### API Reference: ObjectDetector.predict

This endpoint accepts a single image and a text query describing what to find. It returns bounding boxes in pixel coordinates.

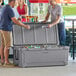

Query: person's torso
[48,4,64,23]
[17,4,26,15]
[0,5,14,31]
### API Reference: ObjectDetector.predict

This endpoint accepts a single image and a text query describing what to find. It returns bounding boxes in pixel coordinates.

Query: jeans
[57,22,66,46]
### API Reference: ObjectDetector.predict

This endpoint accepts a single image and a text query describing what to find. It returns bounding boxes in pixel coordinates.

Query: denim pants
[57,22,66,45]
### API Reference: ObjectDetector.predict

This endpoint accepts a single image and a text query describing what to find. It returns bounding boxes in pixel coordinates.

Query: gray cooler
[12,22,69,67]
[13,46,69,67]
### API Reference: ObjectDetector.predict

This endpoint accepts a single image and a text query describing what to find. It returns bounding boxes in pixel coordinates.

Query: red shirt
[17,4,27,15]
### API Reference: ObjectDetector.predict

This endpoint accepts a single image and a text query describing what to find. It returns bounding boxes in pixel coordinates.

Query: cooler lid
[13,23,59,45]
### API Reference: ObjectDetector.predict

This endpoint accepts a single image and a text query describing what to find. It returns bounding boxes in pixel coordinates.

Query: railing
[64,18,76,60]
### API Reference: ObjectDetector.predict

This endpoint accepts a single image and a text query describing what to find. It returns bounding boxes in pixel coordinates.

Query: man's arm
[48,15,61,28]
[42,12,50,22]
[11,17,30,29]
[48,5,62,28]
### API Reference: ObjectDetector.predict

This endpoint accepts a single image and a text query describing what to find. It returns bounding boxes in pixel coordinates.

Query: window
[30,3,49,21]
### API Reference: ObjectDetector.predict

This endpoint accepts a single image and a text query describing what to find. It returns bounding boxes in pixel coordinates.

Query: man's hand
[48,24,53,28]
[25,25,30,29]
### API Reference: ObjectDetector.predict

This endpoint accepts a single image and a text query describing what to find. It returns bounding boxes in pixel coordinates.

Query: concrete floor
[0,57,76,76]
